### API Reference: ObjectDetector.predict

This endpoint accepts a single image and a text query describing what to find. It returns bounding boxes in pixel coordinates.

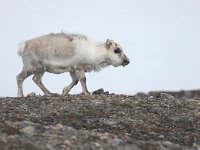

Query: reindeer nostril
[122,58,130,66]
[126,59,130,64]
[125,58,130,63]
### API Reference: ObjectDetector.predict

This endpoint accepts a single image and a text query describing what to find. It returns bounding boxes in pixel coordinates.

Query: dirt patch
[0,90,200,149]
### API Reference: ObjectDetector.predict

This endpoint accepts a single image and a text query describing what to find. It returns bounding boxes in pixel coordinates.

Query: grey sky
[0,0,200,97]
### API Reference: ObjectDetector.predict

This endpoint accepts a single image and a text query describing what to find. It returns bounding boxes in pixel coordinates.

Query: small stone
[158,135,164,139]
[148,96,154,100]
[103,119,116,125]
[149,132,157,136]
[44,125,50,129]
[71,136,77,140]
[163,141,173,146]
[21,126,35,134]
[93,142,101,147]
[63,139,71,145]
[56,123,63,129]
[27,92,36,97]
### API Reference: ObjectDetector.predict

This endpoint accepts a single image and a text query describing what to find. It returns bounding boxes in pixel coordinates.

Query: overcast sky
[0,0,200,97]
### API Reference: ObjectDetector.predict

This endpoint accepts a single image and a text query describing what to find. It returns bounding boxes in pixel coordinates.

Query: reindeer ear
[106,39,112,48]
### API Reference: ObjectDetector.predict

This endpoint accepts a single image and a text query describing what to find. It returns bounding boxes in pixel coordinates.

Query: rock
[51,123,63,130]
[63,139,71,145]
[149,132,157,136]
[163,141,173,146]
[92,88,105,95]
[148,96,154,100]
[93,142,101,147]
[27,92,36,97]
[158,135,164,139]
[92,89,110,95]
[21,126,35,134]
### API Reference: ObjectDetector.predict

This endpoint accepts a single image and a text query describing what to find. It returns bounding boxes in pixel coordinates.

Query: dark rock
[92,88,105,95]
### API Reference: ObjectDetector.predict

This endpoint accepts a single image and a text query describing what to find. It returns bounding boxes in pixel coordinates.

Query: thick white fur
[17,32,129,97]
[18,33,115,73]
[18,42,26,56]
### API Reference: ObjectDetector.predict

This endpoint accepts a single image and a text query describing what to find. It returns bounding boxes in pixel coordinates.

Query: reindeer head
[105,39,130,67]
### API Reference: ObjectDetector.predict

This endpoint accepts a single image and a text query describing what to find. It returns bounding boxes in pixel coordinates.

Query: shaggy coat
[17,33,130,97]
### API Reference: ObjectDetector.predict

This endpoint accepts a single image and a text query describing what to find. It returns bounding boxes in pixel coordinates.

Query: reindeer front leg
[75,70,90,95]
[62,71,79,95]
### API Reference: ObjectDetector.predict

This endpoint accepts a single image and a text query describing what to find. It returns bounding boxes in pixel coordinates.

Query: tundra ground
[0,90,200,150]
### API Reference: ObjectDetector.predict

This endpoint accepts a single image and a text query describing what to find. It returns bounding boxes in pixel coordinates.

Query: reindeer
[16,33,130,97]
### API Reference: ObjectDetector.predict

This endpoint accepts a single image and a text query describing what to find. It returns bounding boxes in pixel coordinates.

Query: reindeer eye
[114,48,121,54]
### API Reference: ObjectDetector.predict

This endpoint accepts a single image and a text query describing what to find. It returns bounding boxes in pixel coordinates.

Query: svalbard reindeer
[16,33,130,97]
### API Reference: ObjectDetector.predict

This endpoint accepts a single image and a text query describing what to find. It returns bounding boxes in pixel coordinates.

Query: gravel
[0,89,200,150]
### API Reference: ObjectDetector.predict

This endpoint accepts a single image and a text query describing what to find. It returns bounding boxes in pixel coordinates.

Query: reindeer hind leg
[16,69,34,97]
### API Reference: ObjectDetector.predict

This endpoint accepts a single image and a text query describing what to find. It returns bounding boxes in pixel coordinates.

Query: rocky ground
[0,89,200,150]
